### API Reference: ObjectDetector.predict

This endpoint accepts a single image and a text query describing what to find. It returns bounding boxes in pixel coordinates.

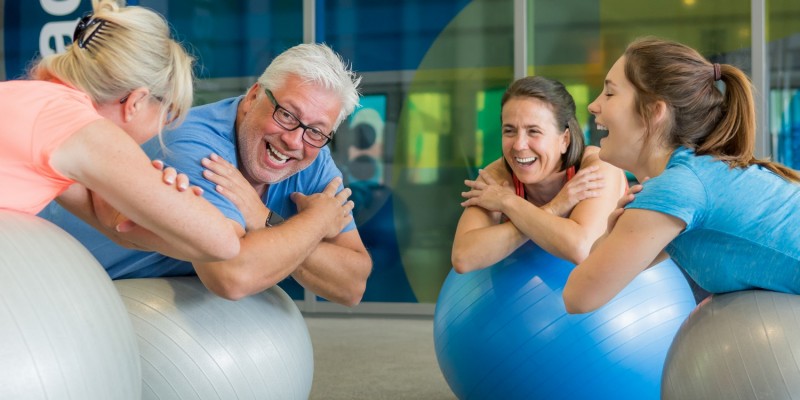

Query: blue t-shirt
[627,146,800,294]
[39,96,354,279]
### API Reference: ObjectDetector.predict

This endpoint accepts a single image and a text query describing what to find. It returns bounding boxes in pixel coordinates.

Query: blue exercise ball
[434,242,696,400]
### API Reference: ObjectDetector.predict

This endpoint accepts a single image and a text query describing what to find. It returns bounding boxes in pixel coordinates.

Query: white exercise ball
[114,276,314,400]
[663,290,800,399]
[0,211,141,399]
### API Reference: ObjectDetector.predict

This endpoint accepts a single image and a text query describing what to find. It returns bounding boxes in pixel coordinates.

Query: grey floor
[305,315,457,400]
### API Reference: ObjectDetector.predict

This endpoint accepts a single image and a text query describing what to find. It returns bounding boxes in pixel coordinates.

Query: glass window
[768,0,800,169]
[150,0,303,105]
[323,0,513,303]
[527,0,751,175]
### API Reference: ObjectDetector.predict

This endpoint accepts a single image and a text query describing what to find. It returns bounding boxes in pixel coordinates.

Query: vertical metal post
[0,0,6,80]
[302,0,318,311]
[752,0,770,158]
[514,0,527,79]
[303,0,315,44]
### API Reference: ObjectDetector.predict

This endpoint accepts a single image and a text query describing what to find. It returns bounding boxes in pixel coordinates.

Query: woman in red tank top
[452,76,628,273]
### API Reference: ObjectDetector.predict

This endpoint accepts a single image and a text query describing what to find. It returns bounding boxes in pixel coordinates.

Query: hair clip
[72,12,109,49]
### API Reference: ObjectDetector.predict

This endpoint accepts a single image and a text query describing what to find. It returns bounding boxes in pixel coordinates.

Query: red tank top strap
[512,173,525,198]
[566,166,576,181]
[512,166,575,200]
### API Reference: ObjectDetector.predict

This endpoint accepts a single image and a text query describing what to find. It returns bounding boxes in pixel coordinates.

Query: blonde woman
[0,0,239,262]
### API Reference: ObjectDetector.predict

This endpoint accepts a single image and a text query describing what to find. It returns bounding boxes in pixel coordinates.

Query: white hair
[257,43,361,130]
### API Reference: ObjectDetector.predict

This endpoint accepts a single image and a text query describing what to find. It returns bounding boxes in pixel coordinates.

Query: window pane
[769,0,800,169]
[528,0,751,149]
[325,0,513,303]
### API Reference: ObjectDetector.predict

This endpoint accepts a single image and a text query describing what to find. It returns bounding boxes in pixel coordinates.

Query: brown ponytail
[624,37,800,182]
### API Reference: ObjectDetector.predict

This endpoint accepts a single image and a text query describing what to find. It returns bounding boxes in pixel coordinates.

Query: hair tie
[713,63,721,81]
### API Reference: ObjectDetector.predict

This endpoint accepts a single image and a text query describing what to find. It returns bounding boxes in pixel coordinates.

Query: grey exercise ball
[662,290,800,399]
[114,277,314,400]
[0,211,141,400]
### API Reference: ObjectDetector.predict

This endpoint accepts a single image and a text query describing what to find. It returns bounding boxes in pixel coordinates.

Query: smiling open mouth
[267,143,289,164]
[515,156,538,165]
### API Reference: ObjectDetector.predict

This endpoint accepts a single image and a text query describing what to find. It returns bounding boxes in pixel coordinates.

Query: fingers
[152,160,189,190]
[290,192,304,204]
[616,192,635,208]
[627,184,643,195]
[201,154,237,180]
[201,154,247,199]
[343,199,355,215]
[460,198,477,208]
[161,166,177,185]
[115,218,138,233]
[575,165,600,175]
[175,173,189,191]
[335,187,353,204]
[463,179,480,189]
[323,177,344,195]
[478,169,498,185]
[460,189,479,199]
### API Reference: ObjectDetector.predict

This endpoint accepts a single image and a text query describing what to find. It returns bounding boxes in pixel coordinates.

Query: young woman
[452,76,627,272]
[0,0,239,262]
[564,37,800,313]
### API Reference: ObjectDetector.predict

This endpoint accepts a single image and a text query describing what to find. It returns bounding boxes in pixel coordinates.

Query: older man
[40,43,372,306]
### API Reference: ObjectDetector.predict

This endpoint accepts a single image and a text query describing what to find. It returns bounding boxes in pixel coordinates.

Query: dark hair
[501,76,584,171]
[624,37,799,182]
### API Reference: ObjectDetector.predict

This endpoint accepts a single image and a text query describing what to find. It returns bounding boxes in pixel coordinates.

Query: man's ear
[240,84,261,114]
[121,87,150,122]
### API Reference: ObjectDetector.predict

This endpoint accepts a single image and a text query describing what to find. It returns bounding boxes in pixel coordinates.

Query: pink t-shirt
[0,80,104,214]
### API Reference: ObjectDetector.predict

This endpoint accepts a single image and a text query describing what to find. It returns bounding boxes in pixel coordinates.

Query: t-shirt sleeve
[316,152,357,233]
[32,94,104,180]
[141,125,246,229]
[625,164,707,230]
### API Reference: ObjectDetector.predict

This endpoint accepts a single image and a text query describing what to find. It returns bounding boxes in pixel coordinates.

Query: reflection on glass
[769,0,800,169]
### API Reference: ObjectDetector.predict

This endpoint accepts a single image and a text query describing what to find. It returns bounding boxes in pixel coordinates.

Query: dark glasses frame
[264,88,334,148]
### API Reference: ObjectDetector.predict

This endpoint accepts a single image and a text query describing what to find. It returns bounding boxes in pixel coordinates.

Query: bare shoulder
[580,146,616,172]
[479,158,512,185]
[580,145,627,193]
[580,146,602,165]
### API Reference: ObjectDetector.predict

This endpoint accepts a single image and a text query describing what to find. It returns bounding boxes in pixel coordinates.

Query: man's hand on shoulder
[290,177,354,239]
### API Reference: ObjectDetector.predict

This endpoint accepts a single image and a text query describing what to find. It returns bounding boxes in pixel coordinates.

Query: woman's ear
[561,127,571,154]
[651,100,669,125]
[121,87,151,122]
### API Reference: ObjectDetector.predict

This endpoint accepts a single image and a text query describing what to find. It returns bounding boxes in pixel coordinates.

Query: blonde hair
[29,0,194,129]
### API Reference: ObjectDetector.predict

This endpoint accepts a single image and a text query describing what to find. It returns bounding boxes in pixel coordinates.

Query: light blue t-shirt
[626,146,800,294]
[39,96,354,279]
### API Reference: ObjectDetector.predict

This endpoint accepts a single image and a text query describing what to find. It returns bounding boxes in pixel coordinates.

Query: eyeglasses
[264,88,333,148]
[72,13,108,49]
[119,93,165,104]
[119,92,175,124]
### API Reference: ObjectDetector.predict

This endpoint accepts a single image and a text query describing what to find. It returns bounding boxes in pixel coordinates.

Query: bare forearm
[193,217,328,300]
[452,222,528,273]
[504,202,595,264]
[291,240,372,307]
